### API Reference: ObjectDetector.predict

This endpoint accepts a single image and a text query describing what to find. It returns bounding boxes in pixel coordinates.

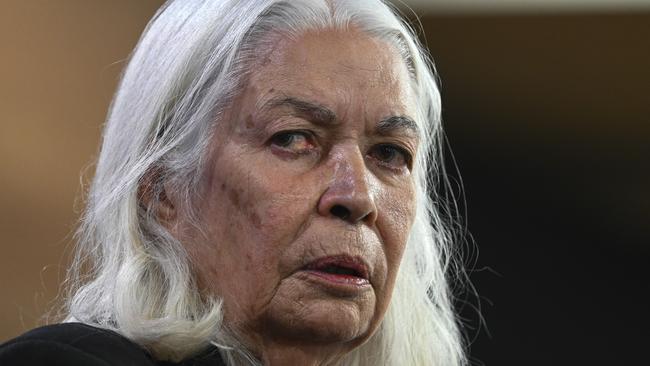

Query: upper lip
[302,255,370,280]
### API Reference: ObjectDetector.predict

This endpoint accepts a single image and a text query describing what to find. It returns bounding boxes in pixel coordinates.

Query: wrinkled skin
[169,29,419,365]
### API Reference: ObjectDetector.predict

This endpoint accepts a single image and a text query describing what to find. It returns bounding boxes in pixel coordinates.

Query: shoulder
[0,323,156,366]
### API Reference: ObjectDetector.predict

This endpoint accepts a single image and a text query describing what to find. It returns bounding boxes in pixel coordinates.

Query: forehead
[248,28,416,121]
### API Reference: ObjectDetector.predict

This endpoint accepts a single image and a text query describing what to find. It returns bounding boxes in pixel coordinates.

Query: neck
[258,340,347,366]
[227,328,350,366]
[224,316,362,365]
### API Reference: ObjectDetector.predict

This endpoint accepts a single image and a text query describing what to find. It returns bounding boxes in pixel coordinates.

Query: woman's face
[173,29,418,362]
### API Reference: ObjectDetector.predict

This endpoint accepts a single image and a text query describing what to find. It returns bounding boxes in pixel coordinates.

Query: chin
[262,295,377,345]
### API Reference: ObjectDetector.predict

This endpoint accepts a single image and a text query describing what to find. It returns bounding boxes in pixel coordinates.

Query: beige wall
[0,0,163,342]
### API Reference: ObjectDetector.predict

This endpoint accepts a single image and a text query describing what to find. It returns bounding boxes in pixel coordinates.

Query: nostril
[330,205,351,220]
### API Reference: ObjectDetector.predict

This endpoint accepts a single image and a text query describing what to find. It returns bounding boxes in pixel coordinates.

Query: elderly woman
[0,0,465,365]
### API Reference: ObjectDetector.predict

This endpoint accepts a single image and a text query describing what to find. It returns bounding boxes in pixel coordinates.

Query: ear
[138,168,177,224]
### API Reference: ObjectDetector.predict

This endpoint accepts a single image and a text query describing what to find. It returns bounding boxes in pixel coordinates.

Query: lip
[298,255,371,291]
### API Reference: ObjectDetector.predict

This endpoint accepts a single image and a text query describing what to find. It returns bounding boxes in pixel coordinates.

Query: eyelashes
[269,130,316,155]
[268,130,413,172]
[367,144,412,170]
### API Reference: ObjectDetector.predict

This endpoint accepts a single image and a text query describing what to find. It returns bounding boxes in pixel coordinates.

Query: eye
[368,144,412,170]
[269,130,316,154]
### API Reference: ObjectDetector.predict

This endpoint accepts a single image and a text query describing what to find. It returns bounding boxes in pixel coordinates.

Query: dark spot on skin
[229,188,240,206]
[245,114,254,129]
[245,253,253,271]
[250,211,262,228]
[220,180,243,208]
[268,88,275,93]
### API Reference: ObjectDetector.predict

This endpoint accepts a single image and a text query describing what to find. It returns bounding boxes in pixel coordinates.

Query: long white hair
[64,0,467,365]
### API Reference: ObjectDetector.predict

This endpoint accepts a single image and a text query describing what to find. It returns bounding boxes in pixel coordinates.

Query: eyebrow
[377,115,419,137]
[264,97,337,126]
[264,96,419,136]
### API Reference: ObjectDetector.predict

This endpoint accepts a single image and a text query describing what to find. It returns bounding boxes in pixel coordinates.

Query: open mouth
[302,255,370,286]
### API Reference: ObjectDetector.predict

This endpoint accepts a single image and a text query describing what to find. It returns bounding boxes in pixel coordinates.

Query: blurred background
[1,1,648,364]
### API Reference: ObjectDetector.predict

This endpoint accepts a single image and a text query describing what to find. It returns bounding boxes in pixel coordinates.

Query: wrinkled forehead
[247,28,419,128]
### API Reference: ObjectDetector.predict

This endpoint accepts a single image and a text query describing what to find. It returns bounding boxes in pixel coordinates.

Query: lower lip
[301,270,370,287]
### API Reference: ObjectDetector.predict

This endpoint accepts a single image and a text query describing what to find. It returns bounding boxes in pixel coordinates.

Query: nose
[317,147,377,225]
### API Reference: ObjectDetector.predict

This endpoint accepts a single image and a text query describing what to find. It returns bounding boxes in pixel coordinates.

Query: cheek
[377,183,416,277]
[190,156,320,308]
[188,176,282,324]
[201,174,280,273]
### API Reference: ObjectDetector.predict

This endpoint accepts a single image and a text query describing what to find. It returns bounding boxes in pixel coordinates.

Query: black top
[0,323,226,366]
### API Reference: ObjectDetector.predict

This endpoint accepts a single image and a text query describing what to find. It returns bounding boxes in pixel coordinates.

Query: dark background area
[419,12,649,365]
[1,2,648,365]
